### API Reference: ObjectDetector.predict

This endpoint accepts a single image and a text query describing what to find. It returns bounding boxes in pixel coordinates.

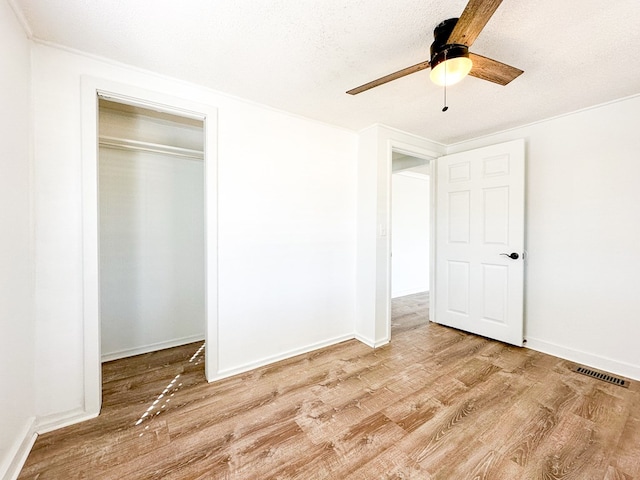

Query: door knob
[500,252,519,260]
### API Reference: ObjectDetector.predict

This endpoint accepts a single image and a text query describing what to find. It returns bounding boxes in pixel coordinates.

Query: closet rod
[99,135,204,160]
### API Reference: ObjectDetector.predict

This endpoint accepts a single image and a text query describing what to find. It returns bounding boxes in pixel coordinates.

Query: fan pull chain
[443,84,448,112]
[442,49,449,112]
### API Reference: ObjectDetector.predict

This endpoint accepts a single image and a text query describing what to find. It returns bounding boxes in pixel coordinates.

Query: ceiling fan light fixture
[430,45,473,87]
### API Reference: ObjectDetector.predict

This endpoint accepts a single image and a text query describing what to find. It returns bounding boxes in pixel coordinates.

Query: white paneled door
[435,139,525,346]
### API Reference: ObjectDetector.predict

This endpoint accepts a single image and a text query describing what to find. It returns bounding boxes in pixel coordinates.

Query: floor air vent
[573,365,629,388]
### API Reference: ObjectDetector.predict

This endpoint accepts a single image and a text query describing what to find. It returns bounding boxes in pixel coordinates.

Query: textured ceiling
[12,0,640,144]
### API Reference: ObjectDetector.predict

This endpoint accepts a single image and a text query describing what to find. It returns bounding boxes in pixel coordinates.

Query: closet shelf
[99,135,204,160]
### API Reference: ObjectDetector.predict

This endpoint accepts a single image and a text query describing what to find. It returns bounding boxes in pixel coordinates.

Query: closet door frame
[81,77,218,416]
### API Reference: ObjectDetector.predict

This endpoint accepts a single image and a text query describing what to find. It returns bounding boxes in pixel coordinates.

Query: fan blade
[468,53,523,85]
[346,60,430,95]
[447,0,503,47]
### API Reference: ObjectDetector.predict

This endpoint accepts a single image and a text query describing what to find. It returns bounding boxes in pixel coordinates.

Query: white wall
[31,44,358,424]
[391,173,430,298]
[99,104,205,360]
[448,95,640,380]
[216,102,357,374]
[0,1,36,478]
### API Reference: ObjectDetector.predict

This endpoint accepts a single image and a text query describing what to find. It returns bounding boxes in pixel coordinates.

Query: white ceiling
[12,0,640,144]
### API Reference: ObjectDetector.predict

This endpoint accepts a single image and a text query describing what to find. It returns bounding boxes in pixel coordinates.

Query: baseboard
[101,334,205,362]
[354,334,390,349]
[0,416,37,480]
[35,407,99,435]
[525,336,640,382]
[209,334,356,383]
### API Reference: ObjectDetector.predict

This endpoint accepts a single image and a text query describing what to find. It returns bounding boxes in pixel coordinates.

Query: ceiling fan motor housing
[430,18,469,67]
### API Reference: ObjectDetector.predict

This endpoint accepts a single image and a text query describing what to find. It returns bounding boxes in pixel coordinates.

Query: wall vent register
[572,365,630,388]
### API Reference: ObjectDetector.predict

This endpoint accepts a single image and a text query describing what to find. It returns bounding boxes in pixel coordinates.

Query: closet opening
[98,99,206,378]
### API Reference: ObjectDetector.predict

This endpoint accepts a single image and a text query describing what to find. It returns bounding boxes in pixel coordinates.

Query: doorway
[98,99,205,363]
[80,77,219,418]
[390,152,432,336]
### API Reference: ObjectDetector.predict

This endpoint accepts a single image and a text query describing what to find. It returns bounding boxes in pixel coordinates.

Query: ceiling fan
[346,0,523,97]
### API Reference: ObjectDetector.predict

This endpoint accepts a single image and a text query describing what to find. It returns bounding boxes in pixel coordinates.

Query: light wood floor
[19,292,640,479]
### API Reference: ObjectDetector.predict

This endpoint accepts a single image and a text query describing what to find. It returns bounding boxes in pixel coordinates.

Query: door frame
[385,140,438,339]
[80,77,218,416]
